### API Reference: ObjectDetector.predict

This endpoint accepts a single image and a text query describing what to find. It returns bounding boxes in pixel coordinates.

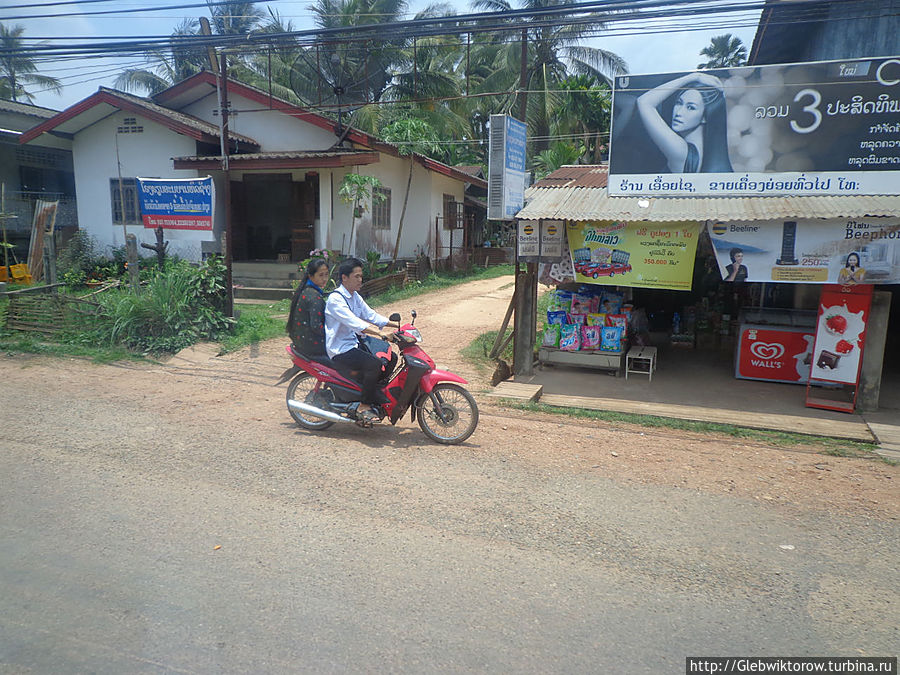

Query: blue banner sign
[136,176,214,230]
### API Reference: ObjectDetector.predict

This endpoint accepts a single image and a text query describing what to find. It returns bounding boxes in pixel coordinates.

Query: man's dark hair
[338,257,364,280]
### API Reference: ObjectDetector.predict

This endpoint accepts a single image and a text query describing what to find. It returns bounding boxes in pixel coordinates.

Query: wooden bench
[625,345,657,381]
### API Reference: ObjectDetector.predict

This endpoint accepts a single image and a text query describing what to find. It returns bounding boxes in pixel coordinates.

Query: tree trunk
[391,157,414,260]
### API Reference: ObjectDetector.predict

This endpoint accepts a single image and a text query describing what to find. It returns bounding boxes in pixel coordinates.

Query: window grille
[372,187,391,230]
[110,178,141,225]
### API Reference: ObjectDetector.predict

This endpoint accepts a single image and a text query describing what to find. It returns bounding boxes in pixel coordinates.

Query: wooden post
[125,234,140,291]
[512,265,537,376]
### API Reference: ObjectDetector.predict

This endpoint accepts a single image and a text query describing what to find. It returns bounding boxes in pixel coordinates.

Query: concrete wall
[180,91,337,152]
[320,154,465,260]
[72,111,205,259]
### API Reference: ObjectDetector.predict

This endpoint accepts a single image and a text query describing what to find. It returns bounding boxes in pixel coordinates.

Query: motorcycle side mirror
[411,309,417,325]
[388,312,401,323]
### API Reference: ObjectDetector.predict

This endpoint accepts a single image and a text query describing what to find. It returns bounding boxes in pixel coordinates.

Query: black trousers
[332,347,385,404]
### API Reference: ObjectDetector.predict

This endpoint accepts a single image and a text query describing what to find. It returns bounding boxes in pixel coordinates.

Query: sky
[5,0,761,111]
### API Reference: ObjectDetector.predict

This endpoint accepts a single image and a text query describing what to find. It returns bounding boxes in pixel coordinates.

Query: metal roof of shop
[519,165,900,222]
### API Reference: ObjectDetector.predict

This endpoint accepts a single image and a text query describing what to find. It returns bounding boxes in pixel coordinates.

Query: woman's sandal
[356,408,380,426]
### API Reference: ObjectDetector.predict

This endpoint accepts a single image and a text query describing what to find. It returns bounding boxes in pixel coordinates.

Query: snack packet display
[568,312,587,326]
[547,289,573,312]
[601,291,624,314]
[570,293,592,315]
[606,313,628,330]
[559,324,581,351]
[600,326,624,352]
[581,325,601,350]
[547,310,568,326]
[542,325,560,348]
[586,313,607,326]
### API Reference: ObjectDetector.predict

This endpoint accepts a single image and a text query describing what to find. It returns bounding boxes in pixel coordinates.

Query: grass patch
[504,400,881,457]
[218,301,291,353]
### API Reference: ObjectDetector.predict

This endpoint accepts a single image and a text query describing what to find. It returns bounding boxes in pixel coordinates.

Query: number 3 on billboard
[790,88,823,134]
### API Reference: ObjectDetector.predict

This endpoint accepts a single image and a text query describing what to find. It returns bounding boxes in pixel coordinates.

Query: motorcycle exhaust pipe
[288,399,355,424]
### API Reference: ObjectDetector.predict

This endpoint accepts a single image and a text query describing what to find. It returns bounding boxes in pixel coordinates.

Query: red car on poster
[575,249,632,278]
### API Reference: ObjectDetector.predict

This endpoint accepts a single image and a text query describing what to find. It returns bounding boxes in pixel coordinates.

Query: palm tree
[698,34,747,69]
[115,3,265,96]
[467,0,627,154]
[0,23,63,103]
[115,19,206,96]
[556,74,610,163]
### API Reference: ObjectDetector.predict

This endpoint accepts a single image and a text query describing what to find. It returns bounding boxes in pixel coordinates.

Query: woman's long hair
[287,258,328,333]
[696,87,733,173]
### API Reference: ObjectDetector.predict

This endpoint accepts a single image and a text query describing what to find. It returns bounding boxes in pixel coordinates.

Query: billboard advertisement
[609,56,900,196]
[707,217,900,284]
[136,176,215,230]
[567,221,700,290]
[488,114,527,220]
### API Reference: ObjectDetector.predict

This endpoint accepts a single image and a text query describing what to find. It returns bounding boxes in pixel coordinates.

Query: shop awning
[172,149,379,170]
[519,165,900,222]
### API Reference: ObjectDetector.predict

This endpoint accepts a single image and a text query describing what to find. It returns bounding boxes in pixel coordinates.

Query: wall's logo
[750,342,785,360]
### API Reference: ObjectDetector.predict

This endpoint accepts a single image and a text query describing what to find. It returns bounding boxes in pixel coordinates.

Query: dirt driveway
[2,274,897,520]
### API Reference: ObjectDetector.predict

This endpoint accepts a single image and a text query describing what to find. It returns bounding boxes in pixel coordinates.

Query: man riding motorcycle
[324,257,400,423]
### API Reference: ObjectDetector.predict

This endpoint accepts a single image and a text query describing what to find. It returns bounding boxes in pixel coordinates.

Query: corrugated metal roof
[519,165,900,221]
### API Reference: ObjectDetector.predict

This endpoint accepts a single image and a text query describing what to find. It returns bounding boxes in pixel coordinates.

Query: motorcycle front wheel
[416,383,478,444]
[286,373,334,430]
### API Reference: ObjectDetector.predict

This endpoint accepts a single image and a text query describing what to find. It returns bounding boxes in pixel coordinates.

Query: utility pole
[513,26,537,377]
[218,52,235,317]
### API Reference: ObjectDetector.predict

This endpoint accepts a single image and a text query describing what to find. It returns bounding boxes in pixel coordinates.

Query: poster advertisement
[707,218,900,284]
[567,221,700,290]
[735,326,815,384]
[609,56,900,196]
[136,176,215,230]
[809,284,872,385]
[517,220,539,259]
[488,114,526,219]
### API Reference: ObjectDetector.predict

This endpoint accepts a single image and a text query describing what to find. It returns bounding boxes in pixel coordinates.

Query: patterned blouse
[288,281,326,356]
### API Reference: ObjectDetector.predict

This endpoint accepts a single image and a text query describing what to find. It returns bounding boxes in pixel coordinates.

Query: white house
[19,71,485,264]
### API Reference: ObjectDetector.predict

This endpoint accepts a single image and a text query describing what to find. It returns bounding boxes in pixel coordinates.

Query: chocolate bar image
[816,350,841,370]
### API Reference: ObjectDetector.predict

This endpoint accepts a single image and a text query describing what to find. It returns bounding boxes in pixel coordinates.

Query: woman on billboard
[636,72,733,174]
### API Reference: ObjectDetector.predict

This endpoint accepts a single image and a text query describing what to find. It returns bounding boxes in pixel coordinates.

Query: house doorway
[232,173,318,262]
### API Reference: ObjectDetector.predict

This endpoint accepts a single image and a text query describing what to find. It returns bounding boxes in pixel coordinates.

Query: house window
[443,193,462,229]
[372,187,391,230]
[110,178,141,225]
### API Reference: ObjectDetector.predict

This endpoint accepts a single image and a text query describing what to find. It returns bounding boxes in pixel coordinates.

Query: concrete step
[234,286,293,301]
[233,276,297,289]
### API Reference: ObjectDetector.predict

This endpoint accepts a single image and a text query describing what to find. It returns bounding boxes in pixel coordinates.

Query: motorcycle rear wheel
[416,383,478,444]
[286,373,334,430]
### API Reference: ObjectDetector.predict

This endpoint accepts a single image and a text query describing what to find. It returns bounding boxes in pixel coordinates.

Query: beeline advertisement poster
[136,176,215,230]
[566,221,700,290]
[608,56,900,196]
[707,218,900,284]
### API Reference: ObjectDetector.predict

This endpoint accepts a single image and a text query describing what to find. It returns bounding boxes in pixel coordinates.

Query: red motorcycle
[280,311,479,444]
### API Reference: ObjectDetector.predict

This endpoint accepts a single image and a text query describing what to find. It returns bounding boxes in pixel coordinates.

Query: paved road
[2,351,897,674]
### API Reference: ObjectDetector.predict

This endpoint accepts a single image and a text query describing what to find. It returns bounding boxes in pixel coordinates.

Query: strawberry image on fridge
[806,283,873,412]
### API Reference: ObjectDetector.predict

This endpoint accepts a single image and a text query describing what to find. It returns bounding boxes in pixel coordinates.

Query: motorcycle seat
[290,345,337,369]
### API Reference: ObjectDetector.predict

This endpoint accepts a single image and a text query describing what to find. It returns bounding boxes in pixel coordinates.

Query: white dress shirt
[324,284,390,358]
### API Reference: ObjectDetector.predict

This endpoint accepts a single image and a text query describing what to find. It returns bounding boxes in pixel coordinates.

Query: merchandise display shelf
[538,347,625,374]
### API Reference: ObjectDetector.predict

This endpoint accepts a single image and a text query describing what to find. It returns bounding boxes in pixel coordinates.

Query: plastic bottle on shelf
[672,311,681,334]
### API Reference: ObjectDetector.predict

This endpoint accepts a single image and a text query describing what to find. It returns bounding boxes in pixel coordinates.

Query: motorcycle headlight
[408,328,423,343]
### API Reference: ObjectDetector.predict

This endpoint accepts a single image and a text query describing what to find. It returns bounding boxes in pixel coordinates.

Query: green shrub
[97,257,233,353]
